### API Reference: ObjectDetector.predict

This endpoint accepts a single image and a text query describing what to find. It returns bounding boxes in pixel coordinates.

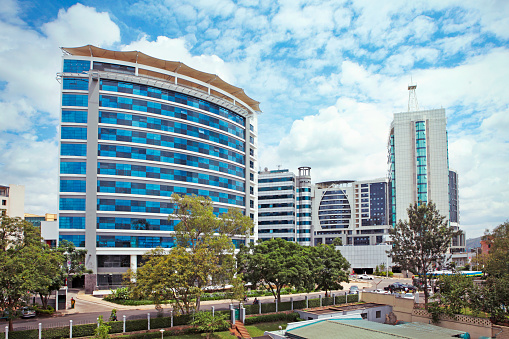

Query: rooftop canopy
[61,45,261,113]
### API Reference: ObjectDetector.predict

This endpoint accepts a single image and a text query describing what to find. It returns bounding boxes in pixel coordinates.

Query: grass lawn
[245,321,288,337]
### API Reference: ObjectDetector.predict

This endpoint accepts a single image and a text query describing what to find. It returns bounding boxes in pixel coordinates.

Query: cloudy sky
[0,0,507,238]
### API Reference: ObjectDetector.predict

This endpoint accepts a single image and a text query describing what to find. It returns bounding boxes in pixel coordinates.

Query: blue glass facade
[415,121,428,203]
[98,163,244,191]
[98,125,244,164]
[318,190,351,229]
[59,55,257,280]
[97,144,244,177]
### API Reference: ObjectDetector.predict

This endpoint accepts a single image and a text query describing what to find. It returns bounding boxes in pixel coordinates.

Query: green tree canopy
[389,202,458,306]
[0,217,63,330]
[237,238,350,300]
[127,194,253,314]
[479,221,509,322]
[309,244,350,294]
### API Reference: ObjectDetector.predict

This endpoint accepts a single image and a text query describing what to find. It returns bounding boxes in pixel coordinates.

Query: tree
[191,311,229,339]
[127,194,253,314]
[230,273,246,306]
[237,238,315,300]
[0,217,56,330]
[332,237,343,246]
[58,239,91,287]
[94,315,111,339]
[389,202,458,306]
[478,221,509,323]
[309,244,350,295]
[32,245,65,309]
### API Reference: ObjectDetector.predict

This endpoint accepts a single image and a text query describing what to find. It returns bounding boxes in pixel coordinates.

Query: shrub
[245,312,299,325]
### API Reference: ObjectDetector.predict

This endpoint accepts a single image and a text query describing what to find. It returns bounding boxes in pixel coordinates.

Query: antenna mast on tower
[408,81,419,112]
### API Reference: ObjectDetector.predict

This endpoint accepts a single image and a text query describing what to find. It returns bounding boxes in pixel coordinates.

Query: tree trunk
[39,292,49,309]
[9,318,13,332]
[196,295,201,312]
[423,272,429,308]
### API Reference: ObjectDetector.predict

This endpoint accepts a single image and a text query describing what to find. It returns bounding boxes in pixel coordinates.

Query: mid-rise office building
[58,45,259,291]
[0,184,25,218]
[312,178,390,247]
[257,167,312,245]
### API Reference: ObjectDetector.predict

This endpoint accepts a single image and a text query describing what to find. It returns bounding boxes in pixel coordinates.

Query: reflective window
[97,235,174,248]
[97,144,245,178]
[60,216,86,229]
[62,110,88,123]
[59,234,85,247]
[59,198,86,211]
[62,94,88,107]
[99,111,244,150]
[258,186,293,192]
[61,143,87,156]
[61,127,87,140]
[98,125,244,164]
[100,80,244,125]
[60,162,86,174]
[94,62,135,74]
[63,60,90,73]
[97,217,177,231]
[98,162,244,192]
[60,180,86,193]
[97,180,245,206]
[63,78,89,90]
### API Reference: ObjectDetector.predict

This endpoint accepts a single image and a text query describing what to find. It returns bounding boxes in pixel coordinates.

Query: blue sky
[0,0,508,238]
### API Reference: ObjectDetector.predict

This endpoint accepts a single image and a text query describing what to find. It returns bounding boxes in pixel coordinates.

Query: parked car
[384,282,405,292]
[357,274,374,280]
[401,284,418,293]
[402,293,415,299]
[20,307,36,318]
[349,285,359,294]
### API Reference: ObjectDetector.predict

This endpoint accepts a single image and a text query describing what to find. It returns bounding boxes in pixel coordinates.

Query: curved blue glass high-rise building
[58,46,259,291]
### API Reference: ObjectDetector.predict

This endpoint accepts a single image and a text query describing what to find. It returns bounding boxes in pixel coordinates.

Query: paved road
[8,277,412,331]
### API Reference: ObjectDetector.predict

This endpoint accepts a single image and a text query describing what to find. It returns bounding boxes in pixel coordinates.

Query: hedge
[244,312,299,325]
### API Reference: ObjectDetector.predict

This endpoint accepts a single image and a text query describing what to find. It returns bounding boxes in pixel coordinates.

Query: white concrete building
[0,184,25,218]
[257,167,312,245]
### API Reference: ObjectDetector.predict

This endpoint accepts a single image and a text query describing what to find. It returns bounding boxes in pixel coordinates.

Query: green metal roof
[285,319,468,339]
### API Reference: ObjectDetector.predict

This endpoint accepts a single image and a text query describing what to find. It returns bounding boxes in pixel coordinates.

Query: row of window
[259,229,294,233]
[100,79,244,125]
[97,144,245,178]
[62,110,88,123]
[61,143,86,156]
[99,110,245,151]
[98,217,177,231]
[98,126,244,165]
[97,235,174,248]
[60,180,86,192]
[258,194,294,200]
[258,203,294,208]
[61,162,86,174]
[258,186,293,192]
[63,94,88,107]
[258,220,295,225]
[97,180,245,206]
[258,177,294,184]
[97,163,245,192]
[258,211,294,217]
[63,78,89,91]
[61,127,87,140]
